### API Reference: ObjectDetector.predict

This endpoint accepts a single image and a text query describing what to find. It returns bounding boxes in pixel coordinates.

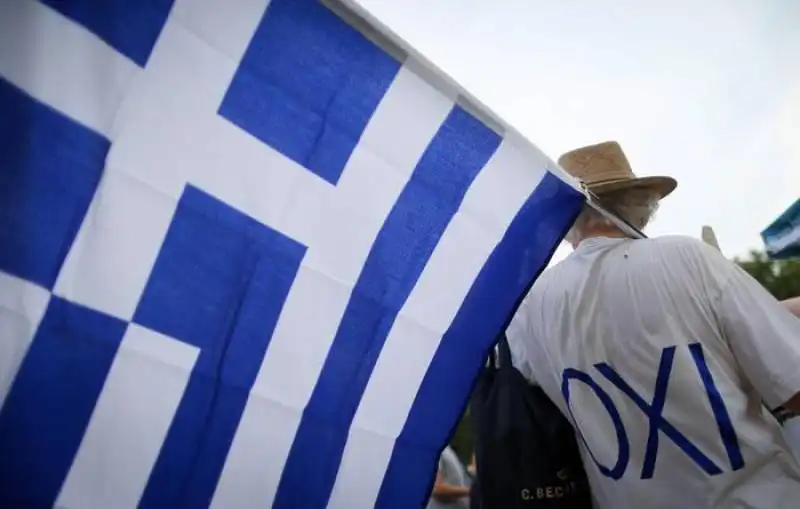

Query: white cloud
[357,0,800,258]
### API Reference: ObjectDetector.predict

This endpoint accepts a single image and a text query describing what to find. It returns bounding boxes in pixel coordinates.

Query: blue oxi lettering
[598,346,677,479]
[562,368,630,480]
[596,349,723,477]
[688,343,745,471]
[562,343,744,481]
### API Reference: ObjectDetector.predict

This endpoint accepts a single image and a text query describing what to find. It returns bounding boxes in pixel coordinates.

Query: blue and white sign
[0,0,584,507]
[762,199,800,260]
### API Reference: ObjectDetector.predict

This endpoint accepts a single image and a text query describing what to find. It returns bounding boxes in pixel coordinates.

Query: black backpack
[469,334,592,509]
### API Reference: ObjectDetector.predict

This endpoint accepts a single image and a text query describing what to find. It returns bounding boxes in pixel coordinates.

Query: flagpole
[701,226,722,253]
[580,183,648,240]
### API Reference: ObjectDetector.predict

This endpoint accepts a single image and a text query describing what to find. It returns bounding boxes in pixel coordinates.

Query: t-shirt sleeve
[702,246,800,409]
[506,294,538,385]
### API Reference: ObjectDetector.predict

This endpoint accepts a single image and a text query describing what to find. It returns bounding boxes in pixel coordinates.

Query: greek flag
[762,199,800,260]
[0,0,584,507]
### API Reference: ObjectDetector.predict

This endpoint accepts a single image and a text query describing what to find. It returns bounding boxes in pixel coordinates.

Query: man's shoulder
[520,256,580,316]
[532,235,705,275]
[529,235,720,295]
[637,234,709,252]
[529,235,719,287]
[527,258,571,296]
[628,235,728,266]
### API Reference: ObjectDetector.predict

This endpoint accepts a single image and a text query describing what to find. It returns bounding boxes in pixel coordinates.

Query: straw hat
[557,141,677,199]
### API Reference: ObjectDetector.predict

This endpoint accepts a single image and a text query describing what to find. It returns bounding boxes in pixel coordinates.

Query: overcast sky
[355,0,799,262]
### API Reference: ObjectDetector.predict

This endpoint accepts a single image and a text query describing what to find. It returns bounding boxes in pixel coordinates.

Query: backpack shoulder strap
[496,333,513,369]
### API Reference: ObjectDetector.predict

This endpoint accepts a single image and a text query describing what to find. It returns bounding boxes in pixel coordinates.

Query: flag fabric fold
[0,0,584,507]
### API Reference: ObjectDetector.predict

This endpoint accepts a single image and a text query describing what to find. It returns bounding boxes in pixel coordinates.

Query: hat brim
[588,176,677,200]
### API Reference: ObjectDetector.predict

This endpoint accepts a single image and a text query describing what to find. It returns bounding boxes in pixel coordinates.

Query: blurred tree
[450,407,473,464]
[735,250,800,300]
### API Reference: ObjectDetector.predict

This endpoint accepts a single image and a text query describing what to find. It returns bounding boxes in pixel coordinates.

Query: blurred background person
[427,445,471,509]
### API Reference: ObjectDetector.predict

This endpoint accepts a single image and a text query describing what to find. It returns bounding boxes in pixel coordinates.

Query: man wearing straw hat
[507,141,800,508]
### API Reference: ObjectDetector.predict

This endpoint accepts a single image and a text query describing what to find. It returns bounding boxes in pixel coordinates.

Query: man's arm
[505,293,537,384]
[702,245,800,412]
[783,296,800,317]
[431,471,470,503]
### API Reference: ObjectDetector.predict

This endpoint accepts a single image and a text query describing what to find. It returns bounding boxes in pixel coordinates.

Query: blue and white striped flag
[0,0,584,507]
[762,199,800,260]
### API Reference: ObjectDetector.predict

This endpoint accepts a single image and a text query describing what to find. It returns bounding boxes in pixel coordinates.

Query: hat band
[581,175,637,186]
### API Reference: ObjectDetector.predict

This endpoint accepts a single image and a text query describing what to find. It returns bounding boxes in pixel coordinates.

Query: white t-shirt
[507,235,800,509]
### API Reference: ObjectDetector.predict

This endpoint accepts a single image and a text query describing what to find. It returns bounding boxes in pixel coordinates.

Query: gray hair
[566,187,660,244]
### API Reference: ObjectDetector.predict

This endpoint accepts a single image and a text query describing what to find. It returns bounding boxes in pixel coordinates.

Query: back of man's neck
[583,228,627,241]
[572,229,628,249]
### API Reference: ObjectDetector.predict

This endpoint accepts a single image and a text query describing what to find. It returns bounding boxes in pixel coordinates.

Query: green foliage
[449,407,474,463]
[735,250,800,300]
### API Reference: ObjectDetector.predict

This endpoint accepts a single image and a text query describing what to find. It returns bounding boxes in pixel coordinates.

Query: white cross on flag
[0,0,585,507]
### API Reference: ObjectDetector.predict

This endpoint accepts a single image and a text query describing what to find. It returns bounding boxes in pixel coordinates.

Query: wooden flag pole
[701,226,722,254]
[582,185,647,240]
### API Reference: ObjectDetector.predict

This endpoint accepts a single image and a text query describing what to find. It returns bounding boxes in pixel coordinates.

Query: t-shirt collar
[574,236,630,254]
